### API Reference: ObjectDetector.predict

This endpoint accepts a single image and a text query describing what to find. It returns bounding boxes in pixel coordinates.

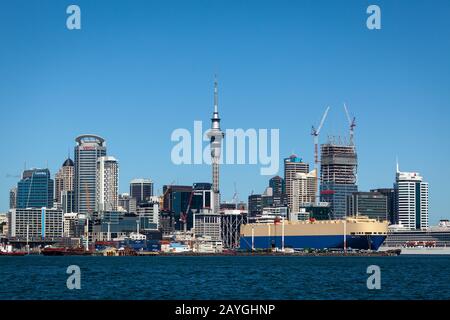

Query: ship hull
[240,234,386,251]
[240,217,388,251]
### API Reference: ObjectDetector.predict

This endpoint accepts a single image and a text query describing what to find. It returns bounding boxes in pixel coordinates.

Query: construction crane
[84,182,91,252]
[232,182,239,209]
[343,103,356,145]
[180,190,195,235]
[311,106,330,204]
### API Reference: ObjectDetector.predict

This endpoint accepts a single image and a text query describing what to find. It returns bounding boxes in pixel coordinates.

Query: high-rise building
[347,192,388,221]
[9,187,17,209]
[55,157,74,205]
[206,78,224,214]
[248,194,263,217]
[118,193,131,212]
[370,188,395,224]
[191,183,212,213]
[162,185,193,231]
[61,190,75,213]
[268,176,288,207]
[130,179,153,206]
[269,176,285,197]
[291,169,317,213]
[394,166,429,230]
[320,142,358,219]
[96,156,119,212]
[8,207,63,239]
[74,135,107,215]
[284,155,309,211]
[16,168,54,209]
[136,198,160,231]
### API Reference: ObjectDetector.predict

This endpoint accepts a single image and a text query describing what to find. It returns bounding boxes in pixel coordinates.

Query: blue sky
[0,0,449,224]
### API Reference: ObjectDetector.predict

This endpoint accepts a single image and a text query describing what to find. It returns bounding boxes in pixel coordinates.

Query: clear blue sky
[1,0,449,224]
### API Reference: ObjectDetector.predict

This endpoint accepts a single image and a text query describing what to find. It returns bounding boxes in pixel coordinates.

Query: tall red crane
[311,106,330,204]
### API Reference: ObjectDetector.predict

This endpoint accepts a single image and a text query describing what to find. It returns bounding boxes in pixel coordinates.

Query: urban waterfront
[1,255,450,300]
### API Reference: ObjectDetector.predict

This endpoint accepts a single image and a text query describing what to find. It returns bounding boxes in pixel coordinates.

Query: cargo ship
[240,216,388,251]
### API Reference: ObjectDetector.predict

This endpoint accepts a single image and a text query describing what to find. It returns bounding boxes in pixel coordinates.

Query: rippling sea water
[1,255,449,300]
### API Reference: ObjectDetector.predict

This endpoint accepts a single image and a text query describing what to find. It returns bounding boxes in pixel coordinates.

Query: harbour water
[1,255,450,300]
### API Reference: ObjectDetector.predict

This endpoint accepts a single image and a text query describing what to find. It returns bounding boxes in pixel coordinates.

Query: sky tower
[207,77,224,214]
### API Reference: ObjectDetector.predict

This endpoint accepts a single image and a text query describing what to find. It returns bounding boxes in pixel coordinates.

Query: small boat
[0,251,27,256]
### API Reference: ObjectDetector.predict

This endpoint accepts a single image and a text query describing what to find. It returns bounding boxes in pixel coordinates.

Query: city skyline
[1,0,450,225]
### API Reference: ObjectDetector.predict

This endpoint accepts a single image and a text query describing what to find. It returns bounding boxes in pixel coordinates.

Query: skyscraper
[284,155,309,211]
[347,191,388,221]
[130,179,153,206]
[269,176,285,197]
[248,194,263,217]
[74,135,107,215]
[320,142,358,219]
[206,78,224,214]
[394,166,429,230]
[16,168,54,209]
[55,157,74,205]
[9,187,17,209]
[96,156,119,212]
[162,185,193,231]
[291,169,317,213]
[370,188,395,224]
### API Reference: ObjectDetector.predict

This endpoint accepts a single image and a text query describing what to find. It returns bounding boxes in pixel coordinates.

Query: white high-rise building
[395,165,429,230]
[291,169,317,213]
[96,156,119,212]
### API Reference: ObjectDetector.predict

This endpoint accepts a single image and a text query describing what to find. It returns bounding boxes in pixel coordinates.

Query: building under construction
[221,211,247,249]
[320,139,358,219]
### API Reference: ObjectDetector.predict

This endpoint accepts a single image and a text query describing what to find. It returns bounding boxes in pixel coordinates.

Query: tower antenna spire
[214,74,218,114]
[207,75,224,214]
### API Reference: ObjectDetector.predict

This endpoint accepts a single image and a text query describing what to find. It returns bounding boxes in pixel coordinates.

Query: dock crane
[343,103,356,146]
[311,106,330,204]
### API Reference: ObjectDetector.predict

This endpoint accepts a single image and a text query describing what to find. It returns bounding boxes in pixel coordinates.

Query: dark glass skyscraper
[162,185,193,231]
[16,168,54,209]
[269,176,285,197]
[248,194,263,217]
[130,179,153,206]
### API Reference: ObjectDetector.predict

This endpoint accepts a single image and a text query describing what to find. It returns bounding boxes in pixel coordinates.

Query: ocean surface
[1,255,449,300]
